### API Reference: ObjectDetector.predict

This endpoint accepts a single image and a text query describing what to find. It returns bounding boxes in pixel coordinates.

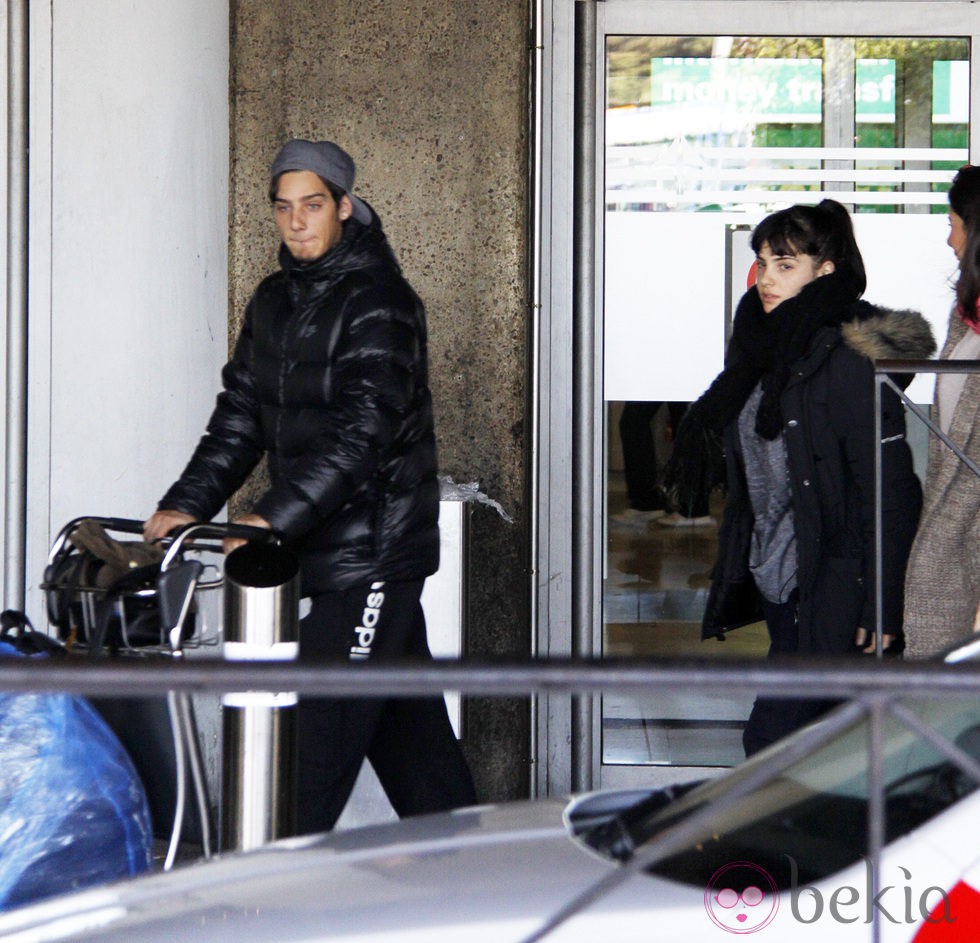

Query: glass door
[596,1,980,787]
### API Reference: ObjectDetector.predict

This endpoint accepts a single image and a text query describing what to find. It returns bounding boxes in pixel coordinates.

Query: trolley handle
[161,521,280,572]
[87,516,149,536]
[46,516,149,565]
[46,515,279,571]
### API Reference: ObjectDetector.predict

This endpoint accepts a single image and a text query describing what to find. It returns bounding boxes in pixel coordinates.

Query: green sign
[855,59,895,122]
[651,58,823,123]
[934,60,969,123]
[649,58,901,124]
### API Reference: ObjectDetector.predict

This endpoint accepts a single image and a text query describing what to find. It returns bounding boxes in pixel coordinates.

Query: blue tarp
[0,642,153,910]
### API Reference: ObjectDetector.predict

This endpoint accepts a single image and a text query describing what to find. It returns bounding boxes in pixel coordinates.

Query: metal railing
[873,358,980,654]
[1,651,979,699]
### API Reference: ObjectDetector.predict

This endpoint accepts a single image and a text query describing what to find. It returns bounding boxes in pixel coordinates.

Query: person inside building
[905,164,980,659]
[612,401,715,530]
[144,138,476,832]
[666,199,934,755]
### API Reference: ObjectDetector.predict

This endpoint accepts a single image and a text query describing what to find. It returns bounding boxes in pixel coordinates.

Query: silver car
[2,651,980,940]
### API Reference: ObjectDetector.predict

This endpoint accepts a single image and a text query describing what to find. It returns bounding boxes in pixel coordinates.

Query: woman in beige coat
[904,165,980,659]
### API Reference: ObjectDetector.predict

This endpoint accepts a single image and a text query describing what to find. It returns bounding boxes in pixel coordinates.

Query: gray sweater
[737,384,798,604]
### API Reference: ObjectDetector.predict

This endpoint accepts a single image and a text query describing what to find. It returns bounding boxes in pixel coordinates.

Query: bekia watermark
[704,857,955,933]
[785,857,954,926]
[704,861,779,934]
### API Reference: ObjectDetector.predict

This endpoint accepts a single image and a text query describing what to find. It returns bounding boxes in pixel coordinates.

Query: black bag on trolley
[42,519,188,651]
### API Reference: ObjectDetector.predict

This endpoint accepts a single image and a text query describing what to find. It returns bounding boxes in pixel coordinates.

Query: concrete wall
[229,0,532,801]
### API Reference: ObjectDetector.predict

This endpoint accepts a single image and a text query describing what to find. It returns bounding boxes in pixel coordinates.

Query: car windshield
[620,698,980,890]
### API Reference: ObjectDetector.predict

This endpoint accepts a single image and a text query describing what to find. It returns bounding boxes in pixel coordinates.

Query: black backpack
[42,520,180,651]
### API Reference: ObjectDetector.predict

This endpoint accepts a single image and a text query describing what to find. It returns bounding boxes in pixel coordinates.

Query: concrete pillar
[229,0,531,802]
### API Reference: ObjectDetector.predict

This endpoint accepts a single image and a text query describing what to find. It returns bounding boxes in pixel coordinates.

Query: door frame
[534,0,980,797]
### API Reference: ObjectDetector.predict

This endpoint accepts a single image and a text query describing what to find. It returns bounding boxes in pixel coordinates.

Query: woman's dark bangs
[752,217,804,259]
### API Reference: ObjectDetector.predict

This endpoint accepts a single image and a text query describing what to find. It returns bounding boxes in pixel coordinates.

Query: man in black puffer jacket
[145,139,475,833]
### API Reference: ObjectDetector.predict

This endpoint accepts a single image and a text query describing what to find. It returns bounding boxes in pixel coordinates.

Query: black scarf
[663,266,864,507]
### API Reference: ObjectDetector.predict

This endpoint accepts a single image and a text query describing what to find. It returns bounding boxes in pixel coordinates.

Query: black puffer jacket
[158,211,439,596]
[704,299,935,652]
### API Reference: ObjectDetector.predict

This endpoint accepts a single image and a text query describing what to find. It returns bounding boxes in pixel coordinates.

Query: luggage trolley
[41,516,273,869]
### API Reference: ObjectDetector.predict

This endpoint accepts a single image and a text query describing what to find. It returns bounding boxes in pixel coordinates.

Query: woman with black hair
[668,199,934,755]
[905,165,980,659]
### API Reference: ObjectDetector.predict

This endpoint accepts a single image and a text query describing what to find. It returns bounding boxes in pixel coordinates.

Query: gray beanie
[270,139,371,225]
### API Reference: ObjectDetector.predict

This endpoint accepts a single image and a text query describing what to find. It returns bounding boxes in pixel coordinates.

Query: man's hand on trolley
[143,509,197,544]
[223,513,272,554]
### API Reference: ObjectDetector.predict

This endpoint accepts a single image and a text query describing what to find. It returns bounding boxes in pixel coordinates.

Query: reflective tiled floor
[603,473,769,768]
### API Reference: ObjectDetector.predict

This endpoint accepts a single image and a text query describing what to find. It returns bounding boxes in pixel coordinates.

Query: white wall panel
[26,1,229,612]
[604,212,728,402]
[603,211,955,405]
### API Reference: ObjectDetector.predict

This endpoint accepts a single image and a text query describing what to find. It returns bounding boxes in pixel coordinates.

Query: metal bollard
[220,541,300,852]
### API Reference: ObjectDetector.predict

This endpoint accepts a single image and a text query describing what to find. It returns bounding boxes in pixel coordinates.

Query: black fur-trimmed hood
[665,284,937,511]
[840,300,937,362]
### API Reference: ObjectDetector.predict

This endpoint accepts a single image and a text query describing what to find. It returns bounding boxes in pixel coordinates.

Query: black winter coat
[158,212,440,596]
[704,303,934,652]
